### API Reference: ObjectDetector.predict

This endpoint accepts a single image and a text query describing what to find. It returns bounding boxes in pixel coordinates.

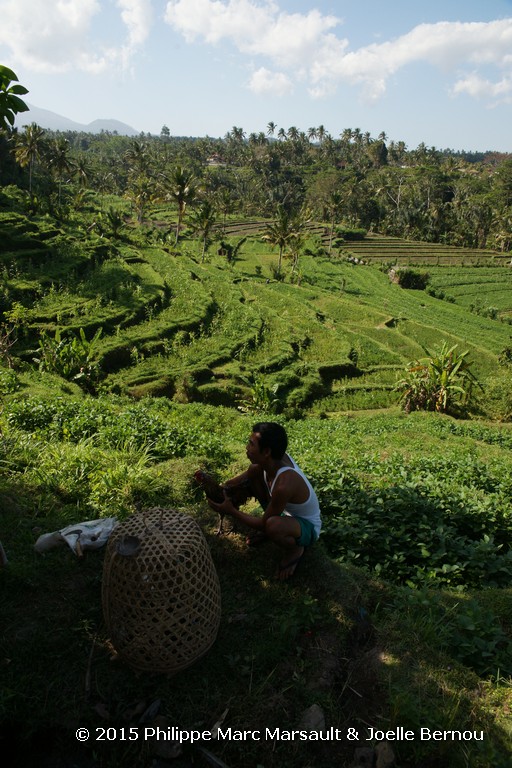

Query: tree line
[2,99,512,253]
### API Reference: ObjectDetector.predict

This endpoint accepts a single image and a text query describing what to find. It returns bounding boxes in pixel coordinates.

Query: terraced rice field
[334,233,509,266]
[3,209,511,413]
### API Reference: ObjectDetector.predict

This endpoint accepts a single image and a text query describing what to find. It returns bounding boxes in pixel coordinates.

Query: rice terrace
[1,74,512,767]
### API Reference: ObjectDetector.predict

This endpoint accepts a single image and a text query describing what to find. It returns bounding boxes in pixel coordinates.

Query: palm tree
[189,199,216,261]
[215,187,235,233]
[262,205,291,276]
[289,206,311,274]
[47,137,74,204]
[163,166,196,244]
[126,173,155,224]
[104,207,126,239]
[262,204,308,277]
[229,126,246,144]
[267,121,277,137]
[124,140,150,175]
[326,190,343,254]
[73,154,91,188]
[13,122,45,195]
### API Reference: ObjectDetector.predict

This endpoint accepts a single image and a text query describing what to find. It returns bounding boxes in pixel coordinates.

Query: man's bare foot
[246,530,267,547]
[276,547,304,580]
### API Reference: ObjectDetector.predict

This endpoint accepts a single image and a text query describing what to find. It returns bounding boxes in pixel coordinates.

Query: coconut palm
[73,154,91,188]
[262,205,293,277]
[47,137,74,204]
[326,190,343,254]
[163,166,197,244]
[189,199,216,262]
[227,126,245,144]
[124,140,150,175]
[317,125,327,144]
[126,173,155,224]
[13,122,45,195]
[263,204,309,277]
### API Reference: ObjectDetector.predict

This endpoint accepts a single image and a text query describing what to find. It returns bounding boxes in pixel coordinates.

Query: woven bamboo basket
[102,508,221,675]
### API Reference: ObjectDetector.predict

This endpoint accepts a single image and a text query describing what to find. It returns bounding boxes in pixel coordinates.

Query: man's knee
[265,515,300,541]
[264,516,280,536]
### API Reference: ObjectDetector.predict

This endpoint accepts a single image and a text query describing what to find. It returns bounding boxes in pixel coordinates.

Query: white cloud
[0,0,152,73]
[117,0,153,48]
[453,72,512,105]
[249,67,293,95]
[164,0,343,69]
[164,0,512,104]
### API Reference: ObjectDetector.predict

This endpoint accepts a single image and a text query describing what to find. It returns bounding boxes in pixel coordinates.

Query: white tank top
[266,455,322,536]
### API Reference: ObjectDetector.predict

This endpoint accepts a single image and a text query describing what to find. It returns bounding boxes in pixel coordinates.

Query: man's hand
[207,489,238,517]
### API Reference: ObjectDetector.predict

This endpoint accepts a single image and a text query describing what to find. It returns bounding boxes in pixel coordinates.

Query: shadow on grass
[1,499,511,767]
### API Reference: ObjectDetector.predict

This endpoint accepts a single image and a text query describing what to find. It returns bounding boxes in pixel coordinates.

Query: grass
[1,400,512,767]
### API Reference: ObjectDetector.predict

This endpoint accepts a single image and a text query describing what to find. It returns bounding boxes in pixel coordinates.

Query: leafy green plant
[395,343,478,415]
[0,65,29,130]
[95,206,126,239]
[33,327,103,390]
[236,374,281,414]
[388,588,512,678]
[218,236,247,265]
[318,451,512,589]
[447,599,512,677]
[0,366,20,394]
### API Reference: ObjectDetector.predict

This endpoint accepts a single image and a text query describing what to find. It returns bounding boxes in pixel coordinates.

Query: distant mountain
[14,103,139,136]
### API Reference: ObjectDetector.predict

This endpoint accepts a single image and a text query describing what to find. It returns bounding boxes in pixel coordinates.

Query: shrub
[33,327,103,391]
[395,343,478,415]
[334,226,367,241]
[395,268,430,289]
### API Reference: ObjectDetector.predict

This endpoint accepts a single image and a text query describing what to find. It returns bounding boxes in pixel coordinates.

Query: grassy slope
[1,203,512,767]
[3,203,510,412]
[96,243,512,414]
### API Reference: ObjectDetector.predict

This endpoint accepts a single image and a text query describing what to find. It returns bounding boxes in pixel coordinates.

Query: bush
[394,268,430,290]
[334,226,367,241]
[395,343,477,415]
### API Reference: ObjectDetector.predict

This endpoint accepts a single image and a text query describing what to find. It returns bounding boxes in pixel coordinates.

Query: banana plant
[33,327,103,390]
[396,343,480,414]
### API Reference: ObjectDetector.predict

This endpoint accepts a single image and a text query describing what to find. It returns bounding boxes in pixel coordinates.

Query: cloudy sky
[1,0,512,150]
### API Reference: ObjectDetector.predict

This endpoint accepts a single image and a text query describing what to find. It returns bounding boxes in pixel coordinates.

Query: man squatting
[207,422,322,580]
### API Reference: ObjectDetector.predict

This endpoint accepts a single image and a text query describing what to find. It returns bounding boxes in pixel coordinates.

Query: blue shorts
[294,516,318,548]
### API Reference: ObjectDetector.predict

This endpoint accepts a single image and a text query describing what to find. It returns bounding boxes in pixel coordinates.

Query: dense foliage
[1,116,512,251]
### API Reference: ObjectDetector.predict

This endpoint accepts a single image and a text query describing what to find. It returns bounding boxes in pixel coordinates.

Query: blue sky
[1,0,512,151]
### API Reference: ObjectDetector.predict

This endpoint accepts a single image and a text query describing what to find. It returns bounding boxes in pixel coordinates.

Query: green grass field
[1,194,512,767]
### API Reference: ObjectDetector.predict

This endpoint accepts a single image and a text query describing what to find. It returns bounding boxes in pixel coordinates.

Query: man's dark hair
[252,422,288,459]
